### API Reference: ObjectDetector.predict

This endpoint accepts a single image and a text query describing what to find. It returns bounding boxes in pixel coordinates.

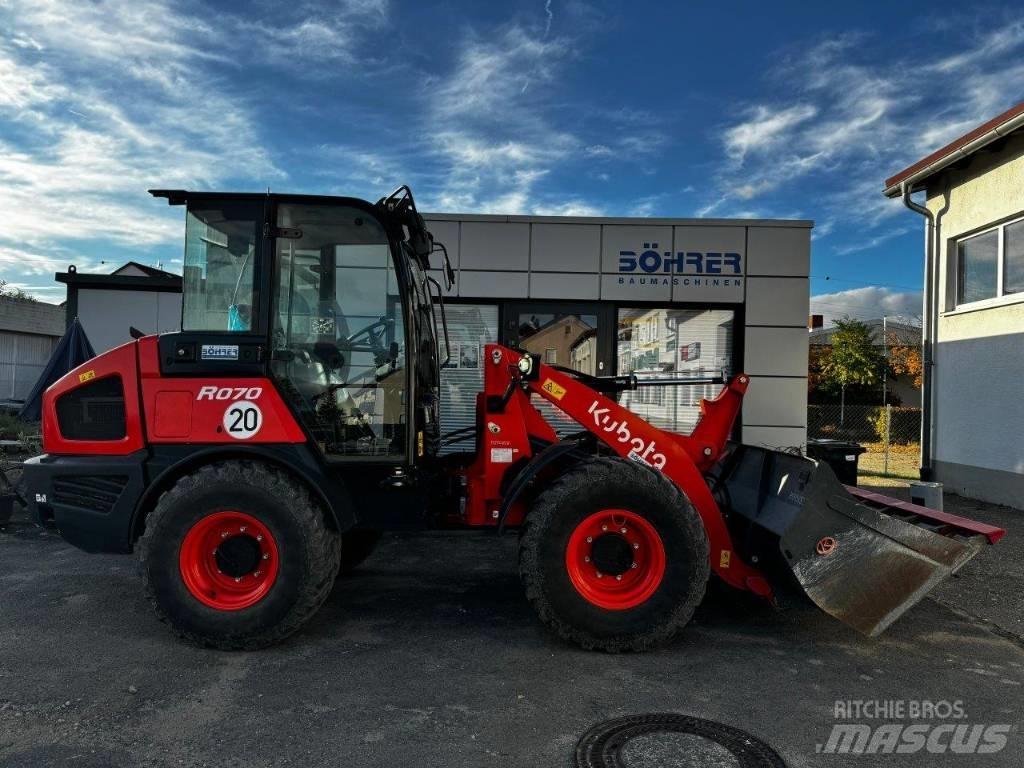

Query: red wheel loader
[22,187,1005,651]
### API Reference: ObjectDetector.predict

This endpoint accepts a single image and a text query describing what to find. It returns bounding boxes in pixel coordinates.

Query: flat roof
[423,212,813,228]
[883,100,1024,197]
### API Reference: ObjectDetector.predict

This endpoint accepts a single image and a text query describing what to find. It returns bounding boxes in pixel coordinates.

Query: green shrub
[0,412,24,440]
[0,411,39,444]
[872,407,921,445]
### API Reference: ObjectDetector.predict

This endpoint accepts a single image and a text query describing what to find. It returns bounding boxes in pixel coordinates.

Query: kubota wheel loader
[22,187,1004,651]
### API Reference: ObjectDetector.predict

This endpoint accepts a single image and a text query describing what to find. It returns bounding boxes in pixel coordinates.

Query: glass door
[502,301,613,435]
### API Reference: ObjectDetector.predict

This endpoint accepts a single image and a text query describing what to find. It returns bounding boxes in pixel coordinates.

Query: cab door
[269,201,409,461]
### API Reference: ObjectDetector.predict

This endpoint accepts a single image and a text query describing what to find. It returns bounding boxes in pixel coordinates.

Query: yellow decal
[78,369,96,383]
[719,550,731,569]
[417,431,424,457]
[541,378,567,401]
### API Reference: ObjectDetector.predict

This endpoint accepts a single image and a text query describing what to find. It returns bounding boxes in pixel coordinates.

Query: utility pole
[882,316,888,408]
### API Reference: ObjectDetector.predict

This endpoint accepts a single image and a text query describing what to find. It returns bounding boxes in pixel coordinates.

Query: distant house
[0,296,65,402]
[56,261,182,353]
[884,100,1024,506]
[809,319,922,405]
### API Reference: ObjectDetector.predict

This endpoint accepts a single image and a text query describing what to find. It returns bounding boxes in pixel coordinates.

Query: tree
[886,332,923,389]
[820,318,886,421]
[0,279,38,302]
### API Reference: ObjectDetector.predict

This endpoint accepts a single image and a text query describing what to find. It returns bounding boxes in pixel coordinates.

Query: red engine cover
[41,337,305,456]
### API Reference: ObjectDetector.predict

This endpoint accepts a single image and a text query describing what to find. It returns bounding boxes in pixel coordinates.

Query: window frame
[952,212,1024,312]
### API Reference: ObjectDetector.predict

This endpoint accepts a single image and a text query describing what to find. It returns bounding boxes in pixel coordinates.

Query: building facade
[885,102,1024,507]
[424,213,812,449]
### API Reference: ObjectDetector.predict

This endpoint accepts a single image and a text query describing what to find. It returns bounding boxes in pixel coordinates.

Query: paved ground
[1,493,1021,768]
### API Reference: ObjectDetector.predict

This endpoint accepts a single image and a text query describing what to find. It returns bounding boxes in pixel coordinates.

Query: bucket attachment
[721,447,1004,637]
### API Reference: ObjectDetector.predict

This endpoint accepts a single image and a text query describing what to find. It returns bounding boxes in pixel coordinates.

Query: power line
[810,274,922,292]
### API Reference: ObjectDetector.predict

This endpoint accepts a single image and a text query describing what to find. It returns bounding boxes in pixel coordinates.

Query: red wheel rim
[179,511,279,611]
[565,509,666,610]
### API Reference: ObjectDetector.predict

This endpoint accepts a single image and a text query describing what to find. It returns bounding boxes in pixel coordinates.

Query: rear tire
[338,529,382,574]
[519,457,709,652]
[138,461,341,650]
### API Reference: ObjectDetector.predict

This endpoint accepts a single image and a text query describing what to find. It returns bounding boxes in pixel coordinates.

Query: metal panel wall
[0,331,59,401]
[429,214,812,449]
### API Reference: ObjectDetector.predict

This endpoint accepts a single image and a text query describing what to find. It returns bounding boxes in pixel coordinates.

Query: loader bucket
[721,446,1004,637]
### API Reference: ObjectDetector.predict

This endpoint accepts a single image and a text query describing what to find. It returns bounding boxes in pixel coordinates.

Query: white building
[884,101,1024,507]
[57,261,182,353]
[423,213,812,449]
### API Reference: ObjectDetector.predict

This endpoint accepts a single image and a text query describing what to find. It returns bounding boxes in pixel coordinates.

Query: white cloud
[422,22,601,215]
[702,24,1024,240]
[833,226,912,256]
[0,0,297,299]
[724,103,817,163]
[435,26,562,119]
[811,286,922,327]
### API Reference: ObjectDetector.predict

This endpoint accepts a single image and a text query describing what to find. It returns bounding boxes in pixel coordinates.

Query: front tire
[519,458,710,652]
[138,461,341,650]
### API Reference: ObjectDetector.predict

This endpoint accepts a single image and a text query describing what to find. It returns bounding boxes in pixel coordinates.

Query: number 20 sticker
[223,402,263,440]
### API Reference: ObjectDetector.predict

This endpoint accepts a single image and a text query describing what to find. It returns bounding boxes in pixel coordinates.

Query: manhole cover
[574,714,786,768]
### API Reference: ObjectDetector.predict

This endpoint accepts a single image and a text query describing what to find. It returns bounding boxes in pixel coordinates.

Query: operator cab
[151,187,454,465]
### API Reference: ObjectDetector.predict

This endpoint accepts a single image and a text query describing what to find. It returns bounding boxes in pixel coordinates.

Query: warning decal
[541,379,567,400]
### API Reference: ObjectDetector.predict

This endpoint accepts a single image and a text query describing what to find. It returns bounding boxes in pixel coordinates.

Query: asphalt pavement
[1,500,1021,768]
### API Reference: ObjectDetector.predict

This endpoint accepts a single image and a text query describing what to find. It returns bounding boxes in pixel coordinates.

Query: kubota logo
[587,401,667,470]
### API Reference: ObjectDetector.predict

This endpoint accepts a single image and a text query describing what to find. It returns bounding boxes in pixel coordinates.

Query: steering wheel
[343,317,393,357]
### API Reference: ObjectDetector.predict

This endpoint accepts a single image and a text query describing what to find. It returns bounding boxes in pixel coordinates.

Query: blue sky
[2,1,1023,323]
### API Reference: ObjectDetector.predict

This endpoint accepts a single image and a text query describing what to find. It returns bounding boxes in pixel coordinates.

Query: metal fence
[807,404,922,479]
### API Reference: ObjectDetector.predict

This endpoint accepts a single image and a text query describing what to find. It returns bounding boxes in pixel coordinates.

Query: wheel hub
[590,533,634,577]
[214,535,262,578]
[565,509,667,610]
[179,510,279,611]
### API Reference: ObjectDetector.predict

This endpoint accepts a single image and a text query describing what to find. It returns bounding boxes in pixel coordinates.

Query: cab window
[182,201,260,332]
[271,203,406,459]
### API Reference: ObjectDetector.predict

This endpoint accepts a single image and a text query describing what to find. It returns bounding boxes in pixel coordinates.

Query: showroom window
[438,304,499,453]
[956,215,1024,306]
[616,307,735,434]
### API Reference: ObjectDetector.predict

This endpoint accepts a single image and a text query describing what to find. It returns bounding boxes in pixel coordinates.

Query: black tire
[518,457,710,652]
[138,461,341,650]
[338,529,382,574]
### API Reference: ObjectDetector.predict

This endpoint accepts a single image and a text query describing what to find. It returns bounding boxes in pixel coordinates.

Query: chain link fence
[807,404,921,479]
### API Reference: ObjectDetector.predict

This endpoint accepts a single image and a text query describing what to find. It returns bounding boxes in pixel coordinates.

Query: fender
[132,443,358,541]
[496,438,583,534]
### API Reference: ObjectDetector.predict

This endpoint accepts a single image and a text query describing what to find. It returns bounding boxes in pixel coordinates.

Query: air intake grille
[52,475,129,514]
[56,376,126,441]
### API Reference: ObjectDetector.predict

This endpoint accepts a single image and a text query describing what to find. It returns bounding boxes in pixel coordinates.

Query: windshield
[182,201,260,332]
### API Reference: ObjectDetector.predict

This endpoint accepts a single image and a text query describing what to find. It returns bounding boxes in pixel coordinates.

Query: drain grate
[573,713,787,768]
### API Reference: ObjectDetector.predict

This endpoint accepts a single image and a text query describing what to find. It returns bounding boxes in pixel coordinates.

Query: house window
[956,215,1024,306]
[1005,219,1024,294]
[544,348,557,364]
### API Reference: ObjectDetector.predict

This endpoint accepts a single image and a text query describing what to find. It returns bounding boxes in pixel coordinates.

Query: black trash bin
[806,439,866,486]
